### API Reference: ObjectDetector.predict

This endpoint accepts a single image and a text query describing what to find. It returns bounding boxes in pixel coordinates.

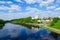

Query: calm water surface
[0,23,60,40]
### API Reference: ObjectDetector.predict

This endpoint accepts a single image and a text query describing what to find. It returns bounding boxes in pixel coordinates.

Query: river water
[0,23,60,40]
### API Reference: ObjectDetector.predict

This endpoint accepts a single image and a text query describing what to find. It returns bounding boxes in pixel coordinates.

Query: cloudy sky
[0,0,60,20]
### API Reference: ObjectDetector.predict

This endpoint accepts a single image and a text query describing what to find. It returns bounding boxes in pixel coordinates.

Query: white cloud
[0,4,22,20]
[24,0,44,4]
[0,0,60,20]
[15,0,23,2]
[0,0,22,13]
[0,6,9,10]
[25,0,36,4]
[26,6,50,17]
[47,6,56,10]
[0,13,23,20]
[0,1,13,4]
[39,0,54,7]
[0,4,21,13]
[55,7,60,11]
[0,6,60,20]
[26,6,39,12]
[24,0,54,7]
[8,4,21,13]
[25,6,60,18]
[56,0,60,4]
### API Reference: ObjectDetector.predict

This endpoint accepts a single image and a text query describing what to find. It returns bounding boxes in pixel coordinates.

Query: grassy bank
[14,23,39,28]
[49,21,60,29]
[48,17,60,30]
[10,17,39,28]
[10,17,60,30]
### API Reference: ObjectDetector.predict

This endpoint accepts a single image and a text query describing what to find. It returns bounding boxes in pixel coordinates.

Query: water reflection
[0,23,59,40]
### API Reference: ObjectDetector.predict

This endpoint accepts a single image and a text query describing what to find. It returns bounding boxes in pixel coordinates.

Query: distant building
[45,20,51,22]
[32,14,53,24]
[43,18,53,23]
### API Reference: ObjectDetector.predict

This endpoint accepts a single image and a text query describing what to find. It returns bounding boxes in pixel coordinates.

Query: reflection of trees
[51,32,59,39]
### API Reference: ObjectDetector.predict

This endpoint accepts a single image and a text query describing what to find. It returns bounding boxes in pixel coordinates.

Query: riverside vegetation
[0,17,60,33]
[10,17,40,28]
[11,17,60,30]
[0,19,6,29]
[48,17,60,29]
[0,17,60,39]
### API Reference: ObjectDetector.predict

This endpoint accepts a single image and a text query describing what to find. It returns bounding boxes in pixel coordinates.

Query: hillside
[49,21,60,29]
[49,17,60,30]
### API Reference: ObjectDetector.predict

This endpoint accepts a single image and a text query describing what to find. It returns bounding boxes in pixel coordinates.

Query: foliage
[53,17,60,23]
[50,22,55,26]
[0,19,5,24]
[11,16,32,23]
[49,17,60,29]
[31,19,38,24]
[0,19,5,29]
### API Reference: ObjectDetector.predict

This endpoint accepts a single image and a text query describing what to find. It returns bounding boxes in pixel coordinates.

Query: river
[0,23,60,40]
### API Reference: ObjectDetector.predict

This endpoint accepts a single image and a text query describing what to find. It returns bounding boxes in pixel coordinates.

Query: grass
[51,21,60,29]
[49,21,60,30]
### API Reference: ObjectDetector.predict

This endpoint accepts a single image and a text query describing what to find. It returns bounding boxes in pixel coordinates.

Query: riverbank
[0,23,58,40]
[11,22,60,35]
[0,24,5,29]
[44,26,60,34]
[9,17,60,34]
[0,20,6,29]
[11,22,40,28]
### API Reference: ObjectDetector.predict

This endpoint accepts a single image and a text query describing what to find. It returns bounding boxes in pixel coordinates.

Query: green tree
[53,17,59,23]
[0,19,5,24]
[0,19,5,29]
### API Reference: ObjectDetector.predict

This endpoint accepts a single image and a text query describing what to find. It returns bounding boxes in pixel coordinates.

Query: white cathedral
[32,14,39,19]
[32,14,41,23]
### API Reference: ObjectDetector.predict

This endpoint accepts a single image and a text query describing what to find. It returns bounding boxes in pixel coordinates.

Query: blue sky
[0,0,60,20]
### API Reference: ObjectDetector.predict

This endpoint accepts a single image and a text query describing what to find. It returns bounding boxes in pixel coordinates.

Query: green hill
[50,21,60,29]
[49,17,60,30]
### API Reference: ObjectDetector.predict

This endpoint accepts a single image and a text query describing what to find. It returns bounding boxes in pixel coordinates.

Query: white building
[32,14,53,24]
[32,14,39,19]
